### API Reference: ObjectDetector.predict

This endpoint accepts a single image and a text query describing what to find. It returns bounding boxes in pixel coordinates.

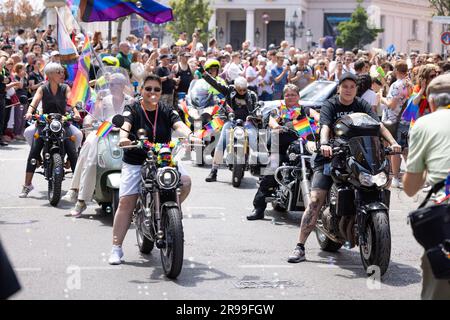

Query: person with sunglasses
[108,74,200,265]
[197,64,259,183]
[19,62,81,198]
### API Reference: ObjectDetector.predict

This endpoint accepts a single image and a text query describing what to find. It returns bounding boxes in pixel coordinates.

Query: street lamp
[218,27,224,40]
[306,28,313,50]
[255,28,260,43]
[285,11,305,48]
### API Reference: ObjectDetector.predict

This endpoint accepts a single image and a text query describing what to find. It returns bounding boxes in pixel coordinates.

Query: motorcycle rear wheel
[360,210,391,277]
[161,207,184,279]
[48,153,64,207]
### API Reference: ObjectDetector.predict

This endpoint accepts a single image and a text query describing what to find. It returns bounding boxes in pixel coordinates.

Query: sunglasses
[144,86,162,93]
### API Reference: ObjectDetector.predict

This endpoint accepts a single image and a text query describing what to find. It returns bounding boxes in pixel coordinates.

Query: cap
[427,73,450,96]
[179,51,192,57]
[159,54,169,60]
[339,72,358,85]
[50,50,60,57]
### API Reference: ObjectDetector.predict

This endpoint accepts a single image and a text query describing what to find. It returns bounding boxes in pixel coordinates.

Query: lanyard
[140,101,159,142]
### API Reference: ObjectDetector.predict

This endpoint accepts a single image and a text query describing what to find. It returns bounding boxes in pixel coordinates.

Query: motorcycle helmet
[204,59,220,71]
[102,56,120,67]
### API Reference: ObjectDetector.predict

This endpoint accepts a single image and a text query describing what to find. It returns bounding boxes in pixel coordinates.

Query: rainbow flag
[96,121,113,137]
[179,99,191,128]
[68,35,91,107]
[409,118,416,130]
[309,117,319,134]
[401,94,420,122]
[293,117,313,140]
[446,173,450,196]
[204,117,224,133]
[75,0,173,23]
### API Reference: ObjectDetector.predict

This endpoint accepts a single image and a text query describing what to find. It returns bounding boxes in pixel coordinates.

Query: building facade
[44,0,443,54]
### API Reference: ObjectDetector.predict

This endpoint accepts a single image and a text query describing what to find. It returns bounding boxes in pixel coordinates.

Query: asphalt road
[0,141,425,300]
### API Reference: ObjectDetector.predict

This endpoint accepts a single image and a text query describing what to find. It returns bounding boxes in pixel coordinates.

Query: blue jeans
[214,121,258,165]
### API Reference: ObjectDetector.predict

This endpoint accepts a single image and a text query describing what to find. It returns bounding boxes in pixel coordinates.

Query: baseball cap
[339,72,358,85]
[159,54,170,60]
[50,50,60,57]
[427,73,450,96]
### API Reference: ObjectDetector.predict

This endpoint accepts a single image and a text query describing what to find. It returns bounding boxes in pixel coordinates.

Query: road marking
[14,268,42,272]
[239,265,294,269]
[0,158,26,161]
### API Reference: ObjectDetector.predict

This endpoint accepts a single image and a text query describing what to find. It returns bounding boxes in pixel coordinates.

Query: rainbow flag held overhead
[293,117,313,140]
[401,95,420,122]
[68,35,92,107]
[96,121,113,138]
[74,0,173,23]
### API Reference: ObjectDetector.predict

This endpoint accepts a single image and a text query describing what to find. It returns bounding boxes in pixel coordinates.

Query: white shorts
[119,162,189,198]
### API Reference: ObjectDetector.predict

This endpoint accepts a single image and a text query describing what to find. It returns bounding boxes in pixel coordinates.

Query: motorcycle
[31,113,76,206]
[223,104,265,188]
[314,113,398,276]
[267,126,315,213]
[113,115,186,279]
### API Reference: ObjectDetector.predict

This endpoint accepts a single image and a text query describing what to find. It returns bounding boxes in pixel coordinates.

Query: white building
[44,0,444,54]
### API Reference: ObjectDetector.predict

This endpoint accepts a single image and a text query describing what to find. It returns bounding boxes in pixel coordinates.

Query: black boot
[205,168,217,182]
[247,209,265,221]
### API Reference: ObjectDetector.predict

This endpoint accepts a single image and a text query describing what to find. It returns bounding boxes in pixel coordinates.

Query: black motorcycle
[32,113,74,206]
[267,126,315,213]
[315,113,398,276]
[113,115,185,279]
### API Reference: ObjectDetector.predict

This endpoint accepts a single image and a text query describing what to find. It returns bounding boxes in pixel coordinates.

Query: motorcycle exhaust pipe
[315,225,344,245]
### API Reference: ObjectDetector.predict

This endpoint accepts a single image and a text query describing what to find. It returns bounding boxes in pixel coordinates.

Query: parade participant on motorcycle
[108,74,201,265]
[19,62,81,198]
[287,73,402,263]
[197,63,259,182]
[62,73,134,217]
[247,84,319,220]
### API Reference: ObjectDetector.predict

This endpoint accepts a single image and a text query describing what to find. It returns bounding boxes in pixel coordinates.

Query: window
[427,21,432,52]
[412,19,418,39]
[378,15,385,48]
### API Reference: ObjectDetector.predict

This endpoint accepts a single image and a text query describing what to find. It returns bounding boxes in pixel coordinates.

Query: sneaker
[108,246,124,265]
[422,185,432,193]
[287,246,306,263]
[391,177,402,189]
[19,185,34,198]
[62,189,78,203]
[70,201,87,218]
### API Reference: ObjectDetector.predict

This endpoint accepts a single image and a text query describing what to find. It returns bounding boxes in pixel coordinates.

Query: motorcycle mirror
[228,112,235,121]
[137,128,147,139]
[112,114,125,128]
[271,109,280,118]
[19,95,28,105]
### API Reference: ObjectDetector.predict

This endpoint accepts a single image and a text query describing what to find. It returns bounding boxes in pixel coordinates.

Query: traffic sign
[441,31,450,46]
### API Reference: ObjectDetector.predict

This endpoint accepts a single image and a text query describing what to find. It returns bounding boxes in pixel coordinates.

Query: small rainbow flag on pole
[179,99,191,128]
[96,121,113,138]
[308,117,319,134]
[68,35,92,107]
[293,117,313,140]
[204,117,224,133]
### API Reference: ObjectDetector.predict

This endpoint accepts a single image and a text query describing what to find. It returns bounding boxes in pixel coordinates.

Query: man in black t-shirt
[108,74,201,265]
[287,73,402,263]
[155,54,178,108]
[0,240,21,299]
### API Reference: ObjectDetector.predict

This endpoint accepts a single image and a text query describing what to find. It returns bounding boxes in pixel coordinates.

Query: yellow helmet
[204,59,220,71]
[102,56,120,67]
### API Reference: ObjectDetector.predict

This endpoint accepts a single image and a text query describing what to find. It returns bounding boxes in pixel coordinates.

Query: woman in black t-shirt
[108,74,201,265]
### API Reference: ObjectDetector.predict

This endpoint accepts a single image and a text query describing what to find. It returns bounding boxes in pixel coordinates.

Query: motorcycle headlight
[50,120,62,133]
[359,172,388,187]
[233,127,245,140]
[156,167,179,190]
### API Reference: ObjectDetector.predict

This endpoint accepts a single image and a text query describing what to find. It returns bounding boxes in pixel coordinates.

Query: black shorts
[311,165,333,191]
[396,121,410,149]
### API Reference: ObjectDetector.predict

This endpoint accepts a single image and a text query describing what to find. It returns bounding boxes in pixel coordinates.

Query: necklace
[140,101,159,142]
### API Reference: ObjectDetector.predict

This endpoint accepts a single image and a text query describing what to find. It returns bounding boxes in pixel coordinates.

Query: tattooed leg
[298,189,328,244]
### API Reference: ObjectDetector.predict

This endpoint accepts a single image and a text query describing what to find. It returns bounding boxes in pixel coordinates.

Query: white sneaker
[422,185,432,193]
[62,189,78,203]
[19,184,34,198]
[108,246,124,265]
[391,177,402,189]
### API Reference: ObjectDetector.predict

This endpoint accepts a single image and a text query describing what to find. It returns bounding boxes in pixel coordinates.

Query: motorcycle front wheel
[161,207,184,279]
[48,153,64,207]
[360,210,391,277]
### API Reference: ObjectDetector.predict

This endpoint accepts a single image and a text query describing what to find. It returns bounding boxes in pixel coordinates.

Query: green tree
[166,0,213,45]
[429,0,450,16]
[336,0,383,50]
